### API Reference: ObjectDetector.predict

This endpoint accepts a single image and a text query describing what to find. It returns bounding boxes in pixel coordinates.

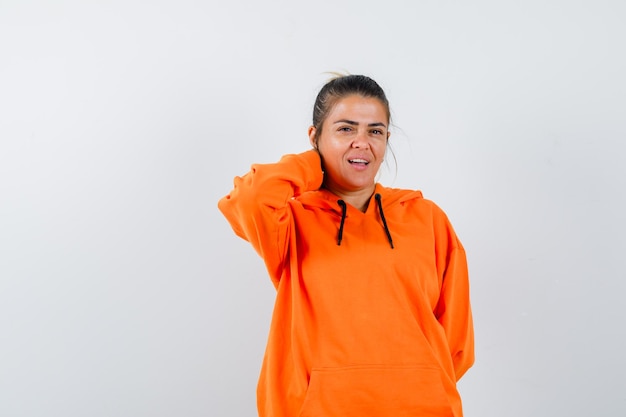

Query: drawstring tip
[375,193,395,249]
[337,200,347,246]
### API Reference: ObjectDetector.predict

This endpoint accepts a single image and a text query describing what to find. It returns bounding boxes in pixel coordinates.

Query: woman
[218,75,474,417]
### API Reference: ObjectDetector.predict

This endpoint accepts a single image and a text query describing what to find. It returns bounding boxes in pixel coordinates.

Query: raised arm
[218,150,324,286]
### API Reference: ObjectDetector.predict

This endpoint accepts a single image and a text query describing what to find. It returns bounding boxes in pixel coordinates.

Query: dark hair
[312,74,390,140]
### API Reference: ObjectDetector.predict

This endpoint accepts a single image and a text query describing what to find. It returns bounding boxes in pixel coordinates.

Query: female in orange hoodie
[218,75,474,417]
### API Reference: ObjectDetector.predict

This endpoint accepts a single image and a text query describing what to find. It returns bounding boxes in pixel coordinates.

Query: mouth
[348,158,370,166]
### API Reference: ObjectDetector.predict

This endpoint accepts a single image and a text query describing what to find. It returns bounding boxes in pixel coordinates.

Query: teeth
[349,159,368,164]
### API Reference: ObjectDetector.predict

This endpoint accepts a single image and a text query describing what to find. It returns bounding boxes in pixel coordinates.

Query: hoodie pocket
[298,365,454,417]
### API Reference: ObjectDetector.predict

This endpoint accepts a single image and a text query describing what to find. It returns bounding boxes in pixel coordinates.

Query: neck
[324,183,376,212]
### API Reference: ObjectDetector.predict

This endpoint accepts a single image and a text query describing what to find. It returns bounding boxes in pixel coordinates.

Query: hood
[296,184,425,248]
[297,183,424,213]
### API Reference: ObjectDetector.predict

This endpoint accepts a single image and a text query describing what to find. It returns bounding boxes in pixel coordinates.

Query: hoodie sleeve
[217,150,324,286]
[433,210,475,381]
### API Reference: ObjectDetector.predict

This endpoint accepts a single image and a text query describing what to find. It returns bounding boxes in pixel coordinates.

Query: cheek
[318,137,343,158]
[375,141,388,157]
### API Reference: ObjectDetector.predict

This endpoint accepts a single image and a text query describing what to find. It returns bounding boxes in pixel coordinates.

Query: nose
[351,130,370,149]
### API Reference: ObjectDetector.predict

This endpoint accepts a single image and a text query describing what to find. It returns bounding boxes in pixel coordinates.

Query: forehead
[327,95,389,124]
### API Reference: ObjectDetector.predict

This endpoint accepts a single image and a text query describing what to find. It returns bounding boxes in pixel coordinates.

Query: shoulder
[377,184,445,214]
[378,185,458,233]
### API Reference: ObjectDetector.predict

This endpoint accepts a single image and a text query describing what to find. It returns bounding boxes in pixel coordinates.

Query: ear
[308,126,318,149]
[387,131,391,141]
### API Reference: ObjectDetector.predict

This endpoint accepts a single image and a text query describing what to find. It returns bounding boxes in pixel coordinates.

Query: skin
[308,94,390,212]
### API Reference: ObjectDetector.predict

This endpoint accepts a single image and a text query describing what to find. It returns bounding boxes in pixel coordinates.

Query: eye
[338,126,353,132]
[371,129,384,135]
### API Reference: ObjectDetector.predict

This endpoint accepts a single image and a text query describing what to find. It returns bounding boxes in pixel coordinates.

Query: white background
[1,0,625,416]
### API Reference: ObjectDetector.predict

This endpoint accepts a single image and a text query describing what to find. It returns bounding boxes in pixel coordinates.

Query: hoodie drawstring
[375,193,394,249]
[335,195,394,249]
[337,200,347,246]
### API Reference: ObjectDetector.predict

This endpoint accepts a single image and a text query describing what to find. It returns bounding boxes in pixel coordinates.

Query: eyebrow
[333,119,388,128]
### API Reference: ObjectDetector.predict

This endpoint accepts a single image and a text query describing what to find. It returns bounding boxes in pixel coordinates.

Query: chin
[347,181,376,191]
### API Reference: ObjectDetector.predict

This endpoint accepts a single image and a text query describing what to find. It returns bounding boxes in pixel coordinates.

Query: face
[308,94,389,196]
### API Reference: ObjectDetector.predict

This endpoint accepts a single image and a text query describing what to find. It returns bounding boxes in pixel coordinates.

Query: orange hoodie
[218,150,474,417]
